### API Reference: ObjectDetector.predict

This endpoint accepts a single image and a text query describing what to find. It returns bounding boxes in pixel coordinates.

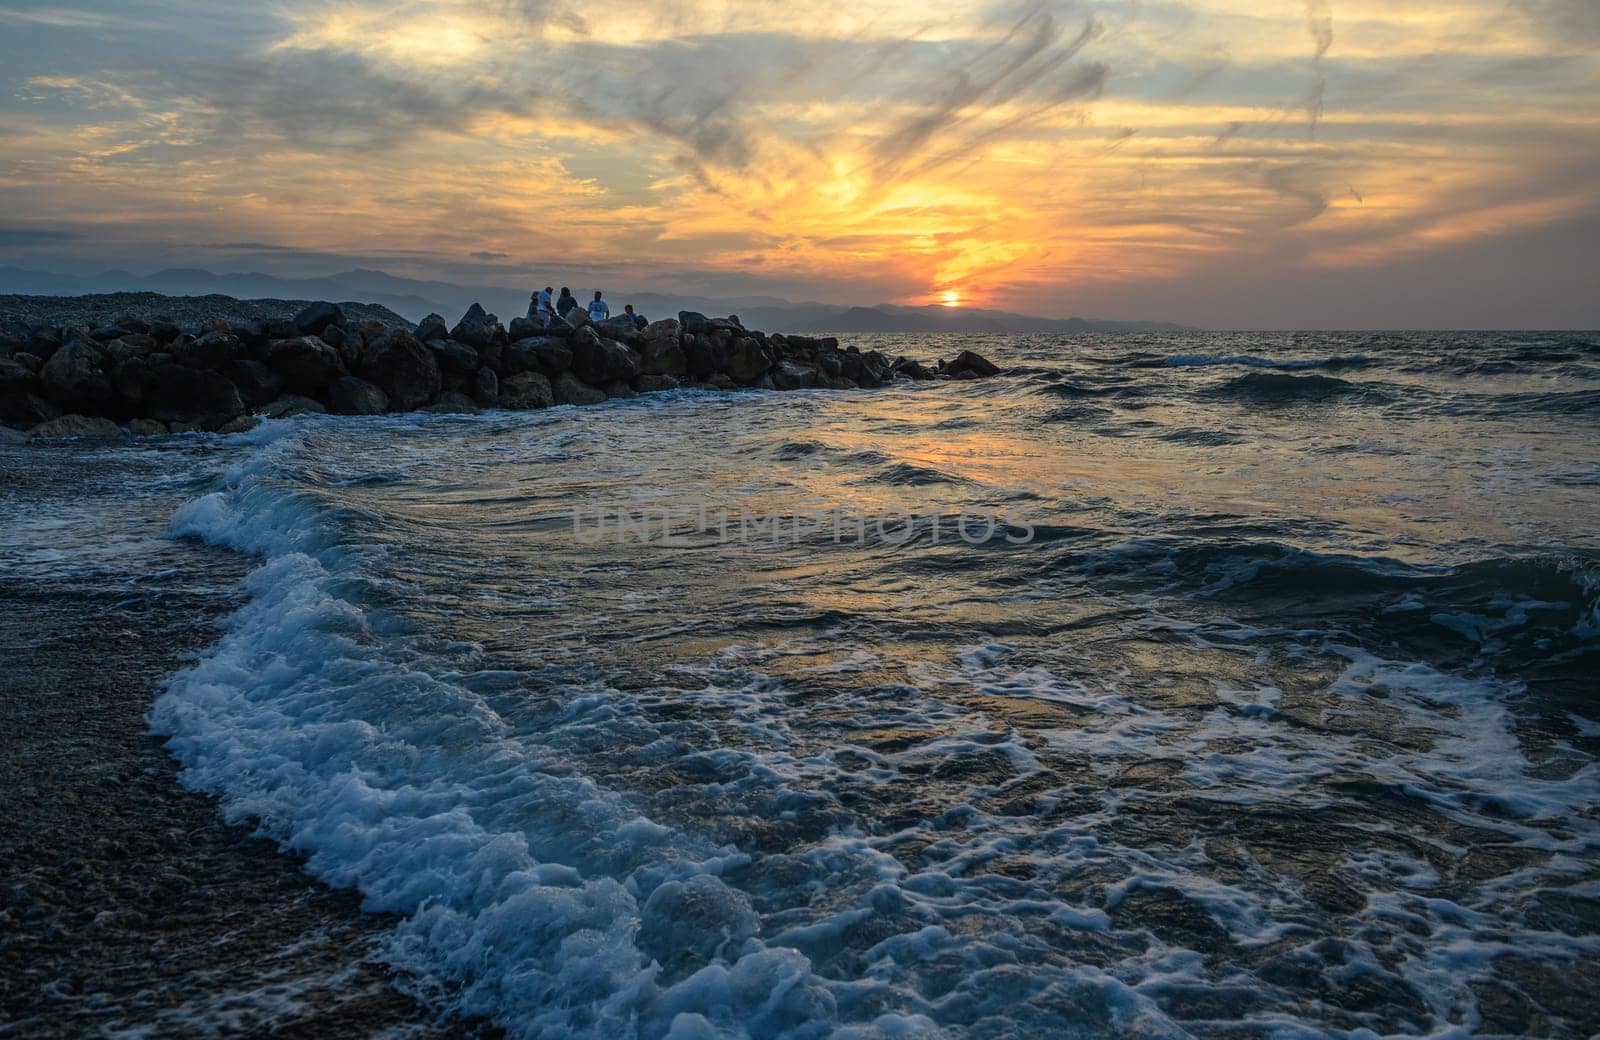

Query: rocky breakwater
[0,301,1002,439]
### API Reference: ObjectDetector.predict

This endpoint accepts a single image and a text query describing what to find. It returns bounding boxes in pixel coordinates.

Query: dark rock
[552,371,606,406]
[29,414,123,440]
[103,337,156,366]
[505,336,571,376]
[450,304,505,349]
[233,319,270,352]
[473,366,499,407]
[90,324,126,342]
[772,361,821,390]
[167,421,201,434]
[725,337,772,384]
[292,301,346,337]
[818,352,843,377]
[143,363,246,429]
[265,337,346,396]
[328,376,389,415]
[948,350,1001,377]
[428,338,480,375]
[595,316,646,348]
[40,340,112,408]
[217,416,261,435]
[200,317,232,335]
[686,332,729,378]
[600,380,636,399]
[424,392,480,414]
[0,388,59,428]
[679,311,744,337]
[112,314,151,334]
[177,331,245,371]
[892,356,935,380]
[11,352,43,374]
[228,360,283,407]
[415,314,449,342]
[638,336,687,377]
[478,341,504,374]
[25,326,63,361]
[636,373,680,393]
[359,330,441,411]
[148,319,182,345]
[0,357,36,394]
[0,391,59,430]
[499,371,554,410]
[129,418,167,436]
[572,332,641,384]
[111,356,151,413]
[507,316,542,342]
[262,395,327,418]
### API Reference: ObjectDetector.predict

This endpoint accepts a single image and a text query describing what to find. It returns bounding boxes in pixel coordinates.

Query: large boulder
[686,332,729,378]
[0,357,36,395]
[571,330,641,384]
[415,313,449,342]
[0,392,59,430]
[473,366,499,407]
[24,326,63,362]
[428,338,480,375]
[772,361,821,390]
[638,327,687,376]
[678,312,744,337]
[292,301,346,338]
[176,331,245,371]
[228,360,284,407]
[266,337,346,396]
[29,414,123,440]
[552,371,606,407]
[504,336,572,376]
[499,371,554,410]
[359,330,440,411]
[595,316,646,348]
[142,363,246,429]
[262,395,327,418]
[450,304,505,349]
[328,376,389,415]
[40,340,112,409]
[725,337,772,384]
[947,350,1001,378]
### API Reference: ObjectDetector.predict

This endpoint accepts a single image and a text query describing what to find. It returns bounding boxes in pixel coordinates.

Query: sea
[4,330,1598,1038]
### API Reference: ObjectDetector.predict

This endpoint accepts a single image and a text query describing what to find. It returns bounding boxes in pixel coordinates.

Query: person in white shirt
[528,285,554,324]
[587,291,610,323]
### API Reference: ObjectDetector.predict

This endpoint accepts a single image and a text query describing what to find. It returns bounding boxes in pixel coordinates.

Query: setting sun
[941,290,962,308]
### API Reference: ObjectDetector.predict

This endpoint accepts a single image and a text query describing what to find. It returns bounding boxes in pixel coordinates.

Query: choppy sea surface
[6,331,1599,1038]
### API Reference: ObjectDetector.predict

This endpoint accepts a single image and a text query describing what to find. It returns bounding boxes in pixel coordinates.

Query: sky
[0,0,1596,328]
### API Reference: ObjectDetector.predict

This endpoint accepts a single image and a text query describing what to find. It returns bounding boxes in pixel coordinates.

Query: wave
[1159,354,1373,372]
[1069,537,1600,682]
[1206,372,1379,404]
[149,430,873,1040]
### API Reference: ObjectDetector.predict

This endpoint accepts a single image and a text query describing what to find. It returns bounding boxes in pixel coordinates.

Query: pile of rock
[0,301,1002,438]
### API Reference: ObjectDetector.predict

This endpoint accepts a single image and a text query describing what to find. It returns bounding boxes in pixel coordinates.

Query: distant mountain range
[0,265,1192,333]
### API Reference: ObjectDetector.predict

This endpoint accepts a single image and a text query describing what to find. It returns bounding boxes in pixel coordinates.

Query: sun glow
[941,290,962,308]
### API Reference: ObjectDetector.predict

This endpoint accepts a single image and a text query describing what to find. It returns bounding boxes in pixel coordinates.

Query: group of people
[527,286,649,331]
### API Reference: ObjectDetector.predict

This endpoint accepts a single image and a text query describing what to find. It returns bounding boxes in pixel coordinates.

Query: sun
[940,290,962,308]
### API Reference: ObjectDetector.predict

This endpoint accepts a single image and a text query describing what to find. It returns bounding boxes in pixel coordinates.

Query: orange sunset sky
[1,0,1597,327]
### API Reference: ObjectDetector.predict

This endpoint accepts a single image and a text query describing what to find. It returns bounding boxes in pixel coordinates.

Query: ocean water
[7,331,1600,1038]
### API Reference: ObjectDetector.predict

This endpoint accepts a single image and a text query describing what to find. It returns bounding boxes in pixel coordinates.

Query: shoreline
[0,516,493,1037]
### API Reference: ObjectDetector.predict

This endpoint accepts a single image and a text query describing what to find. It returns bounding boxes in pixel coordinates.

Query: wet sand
[0,562,491,1038]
